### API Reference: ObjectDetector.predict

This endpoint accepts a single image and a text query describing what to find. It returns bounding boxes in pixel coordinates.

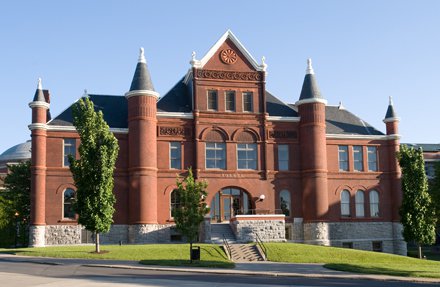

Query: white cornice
[28,123,48,131]
[235,214,286,219]
[267,116,300,122]
[383,117,400,123]
[157,112,194,119]
[29,101,50,110]
[326,134,401,140]
[295,98,328,106]
[125,90,160,99]
[46,125,128,134]
[198,30,263,71]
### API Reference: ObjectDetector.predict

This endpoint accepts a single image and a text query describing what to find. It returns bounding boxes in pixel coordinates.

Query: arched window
[279,190,291,217]
[340,190,350,217]
[370,190,380,217]
[63,188,75,219]
[170,189,181,218]
[355,190,365,217]
[237,131,257,170]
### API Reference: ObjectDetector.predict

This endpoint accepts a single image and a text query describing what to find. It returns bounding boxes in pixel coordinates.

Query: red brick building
[28,31,405,254]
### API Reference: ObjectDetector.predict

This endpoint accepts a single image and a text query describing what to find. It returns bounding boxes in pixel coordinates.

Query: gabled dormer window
[207,90,218,111]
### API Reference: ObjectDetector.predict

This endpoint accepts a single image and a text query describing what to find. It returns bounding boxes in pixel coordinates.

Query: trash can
[191,246,200,261]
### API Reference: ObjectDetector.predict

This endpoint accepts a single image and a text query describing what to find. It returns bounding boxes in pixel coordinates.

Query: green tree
[0,161,31,246]
[69,97,119,253]
[174,168,209,263]
[429,161,440,237]
[397,145,437,259]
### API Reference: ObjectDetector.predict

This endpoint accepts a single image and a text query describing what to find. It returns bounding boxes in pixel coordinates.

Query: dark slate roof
[403,143,440,152]
[385,104,397,119]
[48,94,128,128]
[129,61,155,92]
[0,141,31,162]
[157,78,192,113]
[289,104,384,136]
[299,74,322,101]
[266,91,298,117]
[33,88,46,102]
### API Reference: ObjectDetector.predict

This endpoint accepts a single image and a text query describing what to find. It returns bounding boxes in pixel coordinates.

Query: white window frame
[237,143,257,170]
[355,190,365,217]
[278,144,289,171]
[338,145,349,171]
[63,188,76,219]
[242,92,253,112]
[225,90,236,112]
[207,90,218,111]
[205,142,226,169]
[353,146,363,171]
[63,138,76,167]
[340,190,350,217]
[369,190,380,217]
[170,189,180,218]
[169,142,182,170]
[279,189,291,217]
[367,146,378,171]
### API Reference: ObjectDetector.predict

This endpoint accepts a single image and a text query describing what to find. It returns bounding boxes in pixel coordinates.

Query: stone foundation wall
[29,225,46,247]
[231,215,286,243]
[100,225,129,244]
[128,224,174,243]
[291,218,304,242]
[45,225,82,245]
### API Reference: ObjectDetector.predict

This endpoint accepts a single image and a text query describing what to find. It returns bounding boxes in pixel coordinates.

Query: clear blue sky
[1,0,439,154]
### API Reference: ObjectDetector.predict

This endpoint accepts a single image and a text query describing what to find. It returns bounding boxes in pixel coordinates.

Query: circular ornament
[220,49,238,64]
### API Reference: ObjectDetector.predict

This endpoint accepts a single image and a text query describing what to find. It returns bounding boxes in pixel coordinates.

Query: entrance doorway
[210,187,252,222]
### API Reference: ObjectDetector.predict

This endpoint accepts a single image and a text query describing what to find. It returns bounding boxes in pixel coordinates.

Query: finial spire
[138,47,146,63]
[389,96,393,106]
[261,56,267,71]
[37,78,42,90]
[306,58,314,75]
[192,51,196,61]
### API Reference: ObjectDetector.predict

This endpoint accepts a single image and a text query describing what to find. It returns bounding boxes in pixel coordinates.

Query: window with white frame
[206,142,226,169]
[341,190,350,217]
[225,91,235,111]
[355,190,365,217]
[338,145,349,171]
[207,90,218,110]
[243,92,253,112]
[63,188,75,219]
[63,139,76,167]
[170,142,181,169]
[278,144,289,171]
[369,190,380,217]
[353,146,363,171]
[279,190,291,216]
[237,143,257,170]
[367,146,378,171]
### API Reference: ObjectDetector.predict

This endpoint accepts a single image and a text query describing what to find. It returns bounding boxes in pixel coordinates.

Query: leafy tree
[174,168,209,263]
[0,161,31,246]
[69,97,119,253]
[429,161,440,238]
[397,145,437,259]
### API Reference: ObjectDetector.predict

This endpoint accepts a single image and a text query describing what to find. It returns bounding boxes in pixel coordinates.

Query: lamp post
[14,212,19,248]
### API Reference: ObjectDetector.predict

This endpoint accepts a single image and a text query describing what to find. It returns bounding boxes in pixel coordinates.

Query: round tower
[28,78,50,247]
[383,97,406,255]
[125,48,159,243]
[297,59,329,245]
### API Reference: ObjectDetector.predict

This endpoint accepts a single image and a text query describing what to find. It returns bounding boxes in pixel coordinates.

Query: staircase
[230,244,265,262]
[210,223,236,244]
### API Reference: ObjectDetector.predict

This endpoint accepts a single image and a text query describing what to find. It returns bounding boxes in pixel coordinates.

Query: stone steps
[211,223,236,244]
[229,244,265,262]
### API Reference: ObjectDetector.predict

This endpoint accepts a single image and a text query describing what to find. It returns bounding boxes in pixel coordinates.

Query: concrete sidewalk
[1,253,439,284]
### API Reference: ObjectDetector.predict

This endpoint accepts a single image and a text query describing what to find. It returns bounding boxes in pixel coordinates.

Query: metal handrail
[255,232,267,260]
[222,234,232,260]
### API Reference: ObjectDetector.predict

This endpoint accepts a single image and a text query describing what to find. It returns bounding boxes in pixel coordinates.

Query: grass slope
[0,244,233,268]
[266,243,440,278]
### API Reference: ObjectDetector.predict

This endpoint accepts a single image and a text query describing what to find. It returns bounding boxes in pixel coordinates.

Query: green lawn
[0,244,233,268]
[265,242,440,278]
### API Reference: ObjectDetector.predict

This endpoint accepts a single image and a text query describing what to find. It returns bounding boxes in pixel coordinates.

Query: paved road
[0,260,438,287]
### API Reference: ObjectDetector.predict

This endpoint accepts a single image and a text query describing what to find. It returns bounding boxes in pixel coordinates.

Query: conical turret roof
[33,78,46,102]
[297,59,325,104]
[384,96,397,119]
[129,48,155,92]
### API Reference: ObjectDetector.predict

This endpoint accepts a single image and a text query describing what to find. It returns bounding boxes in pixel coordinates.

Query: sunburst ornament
[220,49,238,64]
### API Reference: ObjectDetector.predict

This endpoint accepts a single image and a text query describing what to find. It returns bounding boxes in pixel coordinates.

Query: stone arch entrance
[210,187,252,222]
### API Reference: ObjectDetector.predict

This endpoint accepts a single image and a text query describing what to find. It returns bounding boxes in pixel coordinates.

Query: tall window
[206,142,226,169]
[63,139,76,167]
[355,190,365,217]
[225,91,235,111]
[353,146,363,171]
[63,188,75,219]
[207,90,218,110]
[369,190,380,217]
[243,92,253,112]
[341,190,350,217]
[278,145,289,171]
[170,189,180,218]
[338,145,348,171]
[237,143,257,170]
[367,146,378,171]
[170,142,181,169]
[279,190,291,216]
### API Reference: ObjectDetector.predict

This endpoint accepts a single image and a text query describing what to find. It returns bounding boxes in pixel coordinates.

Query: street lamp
[14,212,19,248]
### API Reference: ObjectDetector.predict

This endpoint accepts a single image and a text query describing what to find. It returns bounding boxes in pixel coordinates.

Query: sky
[1,0,439,154]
